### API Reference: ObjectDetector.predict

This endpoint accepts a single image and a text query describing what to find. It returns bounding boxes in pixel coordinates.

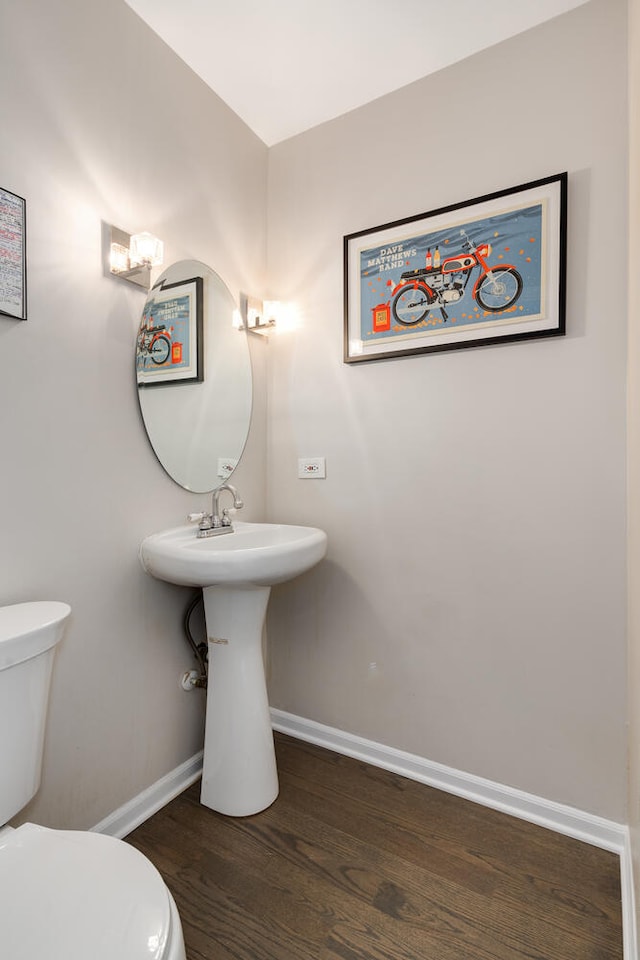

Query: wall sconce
[239,293,277,335]
[107,224,164,290]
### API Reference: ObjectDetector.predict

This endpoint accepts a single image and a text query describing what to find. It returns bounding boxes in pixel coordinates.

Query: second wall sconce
[240,293,277,335]
[107,224,164,290]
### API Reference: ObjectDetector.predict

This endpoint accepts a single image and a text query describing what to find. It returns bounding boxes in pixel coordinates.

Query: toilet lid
[0,823,173,960]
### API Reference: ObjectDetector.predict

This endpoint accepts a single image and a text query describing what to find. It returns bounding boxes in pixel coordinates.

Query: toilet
[0,601,186,960]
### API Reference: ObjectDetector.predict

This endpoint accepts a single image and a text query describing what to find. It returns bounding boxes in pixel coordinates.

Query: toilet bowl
[0,601,186,960]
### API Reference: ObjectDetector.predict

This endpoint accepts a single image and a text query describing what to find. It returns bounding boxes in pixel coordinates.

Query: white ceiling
[125,0,590,146]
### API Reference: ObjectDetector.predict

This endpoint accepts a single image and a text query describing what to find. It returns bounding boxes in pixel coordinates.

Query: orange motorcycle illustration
[390,230,523,325]
[136,316,172,366]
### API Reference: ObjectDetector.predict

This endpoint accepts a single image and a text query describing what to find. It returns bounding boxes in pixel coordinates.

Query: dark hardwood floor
[126,733,623,960]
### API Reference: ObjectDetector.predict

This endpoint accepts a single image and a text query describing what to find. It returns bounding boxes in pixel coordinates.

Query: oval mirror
[136,260,252,492]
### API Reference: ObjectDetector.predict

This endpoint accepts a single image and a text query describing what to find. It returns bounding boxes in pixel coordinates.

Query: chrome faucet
[187,483,243,538]
[212,482,244,528]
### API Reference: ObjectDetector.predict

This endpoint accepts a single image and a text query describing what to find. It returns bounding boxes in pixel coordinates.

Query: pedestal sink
[139,521,327,816]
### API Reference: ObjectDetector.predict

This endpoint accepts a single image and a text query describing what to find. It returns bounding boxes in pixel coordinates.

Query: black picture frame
[0,186,27,321]
[136,276,204,386]
[344,173,567,364]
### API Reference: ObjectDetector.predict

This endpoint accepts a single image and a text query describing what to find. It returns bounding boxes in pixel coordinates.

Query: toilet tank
[0,602,70,824]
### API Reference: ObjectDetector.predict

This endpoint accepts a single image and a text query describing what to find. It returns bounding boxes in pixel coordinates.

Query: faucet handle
[187,512,213,530]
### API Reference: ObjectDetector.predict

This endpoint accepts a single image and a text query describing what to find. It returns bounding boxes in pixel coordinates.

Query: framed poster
[344,173,567,364]
[136,276,204,386]
[0,187,26,321]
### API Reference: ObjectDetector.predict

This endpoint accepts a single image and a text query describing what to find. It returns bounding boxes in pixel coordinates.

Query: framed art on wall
[0,186,27,321]
[136,276,204,386]
[344,172,567,364]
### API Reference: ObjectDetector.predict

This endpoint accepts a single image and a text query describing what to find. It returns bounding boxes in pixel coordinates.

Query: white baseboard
[90,750,203,839]
[271,708,637,960]
[271,709,625,849]
[620,838,639,960]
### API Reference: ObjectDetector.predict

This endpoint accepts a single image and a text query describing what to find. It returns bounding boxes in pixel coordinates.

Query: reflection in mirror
[136,260,252,492]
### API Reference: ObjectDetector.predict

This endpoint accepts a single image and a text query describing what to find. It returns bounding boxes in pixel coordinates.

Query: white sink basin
[139,521,327,588]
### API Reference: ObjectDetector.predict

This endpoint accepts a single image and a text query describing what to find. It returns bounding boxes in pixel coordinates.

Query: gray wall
[0,0,268,829]
[266,0,628,821]
[0,0,629,833]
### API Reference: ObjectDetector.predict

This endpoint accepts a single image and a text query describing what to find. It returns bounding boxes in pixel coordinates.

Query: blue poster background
[137,293,192,371]
[359,203,544,341]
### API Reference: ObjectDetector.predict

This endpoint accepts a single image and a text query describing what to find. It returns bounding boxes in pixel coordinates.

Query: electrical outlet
[217,457,238,479]
[298,457,326,479]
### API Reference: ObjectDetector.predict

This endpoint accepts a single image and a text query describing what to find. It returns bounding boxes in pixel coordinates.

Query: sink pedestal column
[200,584,278,816]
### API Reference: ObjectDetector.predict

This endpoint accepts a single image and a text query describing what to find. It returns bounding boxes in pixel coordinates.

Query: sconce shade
[109,243,130,274]
[107,225,163,290]
[263,301,281,323]
[129,232,164,267]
